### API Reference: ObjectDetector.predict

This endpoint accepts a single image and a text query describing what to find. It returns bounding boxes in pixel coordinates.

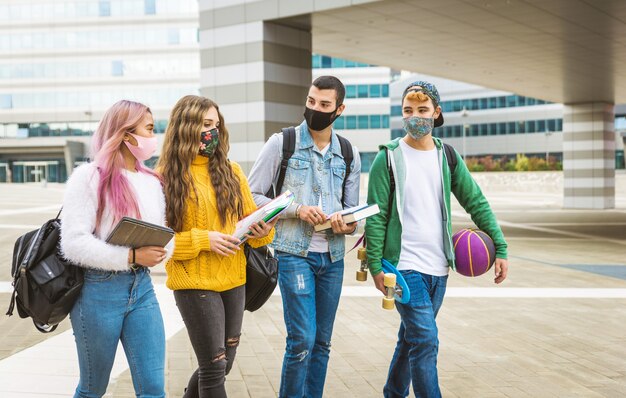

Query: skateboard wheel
[383,273,396,287]
[382,296,395,310]
[357,248,367,260]
[356,270,368,281]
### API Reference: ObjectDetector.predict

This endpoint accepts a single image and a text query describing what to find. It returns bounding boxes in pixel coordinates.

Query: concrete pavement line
[451,210,626,246]
[0,205,61,217]
[274,285,626,298]
[0,284,184,397]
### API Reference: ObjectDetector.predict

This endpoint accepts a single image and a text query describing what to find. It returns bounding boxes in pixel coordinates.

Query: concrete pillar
[199,14,312,172]
[562,103,615,209]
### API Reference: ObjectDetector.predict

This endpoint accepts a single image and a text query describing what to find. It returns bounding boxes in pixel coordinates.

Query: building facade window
[0,94,12,109]
[312,54,373,68]
[438,118,563,138]
[344,84,389,99]
[111,60,123,76]
[145,0,156,14]
[99,1,111,16]
[335,114,389,130]
[440,95,552,112]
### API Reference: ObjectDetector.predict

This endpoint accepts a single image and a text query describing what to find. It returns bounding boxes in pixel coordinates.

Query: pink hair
[91,100,162,232]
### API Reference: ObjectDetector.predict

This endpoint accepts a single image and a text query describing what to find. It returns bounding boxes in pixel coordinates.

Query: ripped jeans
[174,286,244,398]
[276,251,344,398]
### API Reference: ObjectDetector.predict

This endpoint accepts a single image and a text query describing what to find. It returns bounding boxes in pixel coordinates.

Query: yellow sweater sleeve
[234,162,275,248]
[172,227,212,261]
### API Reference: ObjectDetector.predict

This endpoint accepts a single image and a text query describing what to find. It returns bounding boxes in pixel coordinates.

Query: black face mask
[304,106,340,132]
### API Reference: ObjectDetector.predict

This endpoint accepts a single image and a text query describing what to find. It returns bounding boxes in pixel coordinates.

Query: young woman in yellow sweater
[157,95,276,398]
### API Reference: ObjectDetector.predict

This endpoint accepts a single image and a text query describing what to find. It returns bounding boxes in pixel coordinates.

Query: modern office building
[390,74,626,170]
[2,1,625,185]
[0,0,199,182]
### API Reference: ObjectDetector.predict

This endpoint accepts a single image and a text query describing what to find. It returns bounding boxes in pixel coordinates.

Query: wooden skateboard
[356,248,410,309]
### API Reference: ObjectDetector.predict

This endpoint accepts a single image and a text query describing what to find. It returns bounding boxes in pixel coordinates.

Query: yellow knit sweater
[165,156,274,292]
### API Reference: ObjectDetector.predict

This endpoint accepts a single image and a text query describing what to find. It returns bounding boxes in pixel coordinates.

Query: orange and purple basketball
[452,229,496,277]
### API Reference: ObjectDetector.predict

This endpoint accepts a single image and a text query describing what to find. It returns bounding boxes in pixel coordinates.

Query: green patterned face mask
[403,116,434,139]
[199,128,219,157]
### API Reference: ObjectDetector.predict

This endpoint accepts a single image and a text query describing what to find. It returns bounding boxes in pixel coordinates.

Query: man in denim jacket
[248,75,361,398]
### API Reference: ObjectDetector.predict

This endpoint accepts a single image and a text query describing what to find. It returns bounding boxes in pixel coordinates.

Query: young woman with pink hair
[60,100,172,398]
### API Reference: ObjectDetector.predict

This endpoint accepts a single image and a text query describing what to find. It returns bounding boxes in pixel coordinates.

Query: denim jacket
[248,121,361,262]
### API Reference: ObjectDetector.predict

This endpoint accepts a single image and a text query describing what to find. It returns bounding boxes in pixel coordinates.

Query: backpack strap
[337,134,354,208]
[272,126,296,198]
[443,142,457,177]
[442,142,458,188]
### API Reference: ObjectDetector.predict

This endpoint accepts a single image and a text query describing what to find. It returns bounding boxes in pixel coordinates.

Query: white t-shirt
[397,140,449,276]
[309,143,330,253]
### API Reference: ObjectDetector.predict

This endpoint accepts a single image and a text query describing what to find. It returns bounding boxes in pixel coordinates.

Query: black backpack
[266,126,354,207]
[6,209,84,333]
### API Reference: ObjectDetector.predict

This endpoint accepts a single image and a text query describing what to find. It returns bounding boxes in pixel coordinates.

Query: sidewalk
[1,172,625,397]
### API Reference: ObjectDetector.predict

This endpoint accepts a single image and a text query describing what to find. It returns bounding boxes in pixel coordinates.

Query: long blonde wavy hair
[157,95,243,231]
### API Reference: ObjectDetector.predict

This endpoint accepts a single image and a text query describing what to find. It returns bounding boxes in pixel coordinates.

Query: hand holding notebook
[233,190,294,243]
[106,217,174,248]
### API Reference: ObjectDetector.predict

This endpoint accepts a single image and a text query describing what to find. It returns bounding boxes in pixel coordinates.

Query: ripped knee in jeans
[226,335,240,348]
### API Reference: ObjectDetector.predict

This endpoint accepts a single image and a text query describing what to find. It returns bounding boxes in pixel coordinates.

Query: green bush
[463,154,562,172]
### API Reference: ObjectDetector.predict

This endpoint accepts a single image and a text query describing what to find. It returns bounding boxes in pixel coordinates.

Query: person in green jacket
[365,80,509,398]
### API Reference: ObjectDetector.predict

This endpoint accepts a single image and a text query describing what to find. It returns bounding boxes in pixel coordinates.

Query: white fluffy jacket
[60,163,173,271]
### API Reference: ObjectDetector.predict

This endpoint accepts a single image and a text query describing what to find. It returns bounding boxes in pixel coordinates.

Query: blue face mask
[403,116,434,139]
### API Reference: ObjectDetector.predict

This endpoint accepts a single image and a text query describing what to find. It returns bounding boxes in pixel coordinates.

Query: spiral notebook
[106,217,174,248]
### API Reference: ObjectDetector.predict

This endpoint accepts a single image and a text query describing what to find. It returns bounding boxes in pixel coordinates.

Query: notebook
[314,203,380,232]
[106,217,174,248]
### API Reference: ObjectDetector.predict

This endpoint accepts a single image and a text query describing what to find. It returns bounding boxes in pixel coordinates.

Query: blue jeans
[384,270,448,398]
[70,267,165,398]
[277,251,344,398]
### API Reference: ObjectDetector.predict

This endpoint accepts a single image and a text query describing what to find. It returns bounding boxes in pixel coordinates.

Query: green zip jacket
[364,137,508,276]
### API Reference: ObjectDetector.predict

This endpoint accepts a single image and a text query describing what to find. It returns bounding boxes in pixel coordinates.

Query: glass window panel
[525,120,534,132]
[498,96,506,108]
[99,1,111,16]
[557,119,563,131]
[506,122,514,134]
[480,98,488,109]
[470,124,479,136]
[346,115,356,129]
[369,84,381,98]
[382,84,389,97]
[321,56,331,68]
[312,55,321,68]
[334,117,344,129]
[548,119,556,131]
[346,85,356,98]
[369,115,381,129]
[357,85,368,98]
[390,105,402,116]
[382,115,389,128]
[111,60,123,76]
[0,94,12,109]
[518,121,526,133]
[527,97,536,105]
[145,0,157,14]
[358,115,368,129]
[517,96,526,106]
[537,120,546,132]
[489,123,497,135]
[489,97,497,109]
[480,124,488,135]
[507,95,517,107]
[345,60,355,67]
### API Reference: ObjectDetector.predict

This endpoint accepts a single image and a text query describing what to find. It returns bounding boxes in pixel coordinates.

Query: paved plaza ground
[0,171,625,397]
